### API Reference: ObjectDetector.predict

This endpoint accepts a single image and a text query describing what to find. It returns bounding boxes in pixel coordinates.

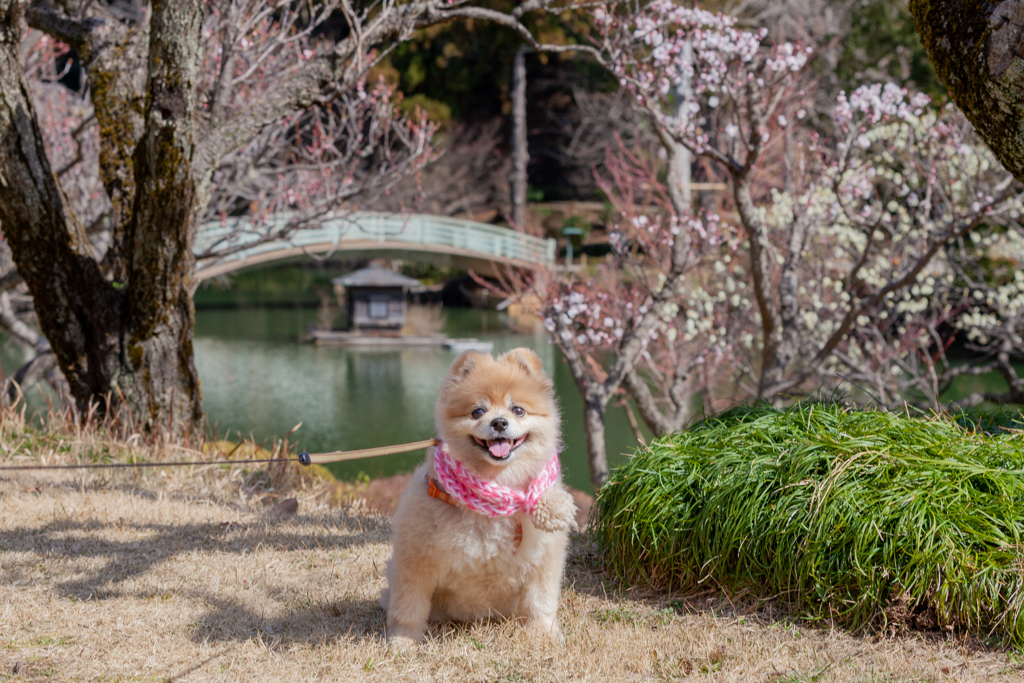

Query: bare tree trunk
[583,396,609,490]
[673,41,693,208]
[117,0,204,431]
[910,0,1024,184]
[0,0,204,434]
[510,47,529,231]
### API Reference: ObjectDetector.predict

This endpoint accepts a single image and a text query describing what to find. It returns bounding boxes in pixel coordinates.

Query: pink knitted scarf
[432,440,560,517]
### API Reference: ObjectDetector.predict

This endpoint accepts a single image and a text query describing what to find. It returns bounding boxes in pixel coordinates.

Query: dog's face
[435,348,560,474]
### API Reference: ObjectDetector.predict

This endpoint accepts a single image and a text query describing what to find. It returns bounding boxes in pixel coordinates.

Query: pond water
[194,306,644,492]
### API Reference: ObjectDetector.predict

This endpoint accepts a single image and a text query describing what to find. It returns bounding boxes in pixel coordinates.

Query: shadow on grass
[562,535,1002,659]
[15,470,291,517]
[187,593,525,648]
[563,532,808,632]
[0,513,387,601]
[188,590,386,646]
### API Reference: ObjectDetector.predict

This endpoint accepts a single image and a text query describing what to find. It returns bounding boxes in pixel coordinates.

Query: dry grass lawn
[2,438,1023,681]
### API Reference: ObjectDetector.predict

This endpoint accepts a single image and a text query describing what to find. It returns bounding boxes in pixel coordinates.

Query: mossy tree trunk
[0,0,204,433]
[910,0,1024,182]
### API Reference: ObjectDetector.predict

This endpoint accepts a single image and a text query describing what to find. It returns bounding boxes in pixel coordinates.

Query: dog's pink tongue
[489,440,512,458]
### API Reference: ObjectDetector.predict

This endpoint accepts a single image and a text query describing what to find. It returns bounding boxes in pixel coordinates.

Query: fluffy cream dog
[384,348,577,650]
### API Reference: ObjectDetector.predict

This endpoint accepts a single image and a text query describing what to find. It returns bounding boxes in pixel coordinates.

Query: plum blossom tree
[532,142,739,489]
[531,1,1024,486]
[0,0,584,431]
[900,215,1024,409]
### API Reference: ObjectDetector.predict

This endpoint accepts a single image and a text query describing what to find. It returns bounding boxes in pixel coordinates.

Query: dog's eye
[512,406,526,417]
[472,408,485,419]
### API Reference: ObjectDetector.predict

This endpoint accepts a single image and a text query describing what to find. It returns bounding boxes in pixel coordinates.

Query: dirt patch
[884,590,941,634]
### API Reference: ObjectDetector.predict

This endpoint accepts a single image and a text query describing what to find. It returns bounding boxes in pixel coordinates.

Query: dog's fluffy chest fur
[438,505,547,572]
[405,465,552,576]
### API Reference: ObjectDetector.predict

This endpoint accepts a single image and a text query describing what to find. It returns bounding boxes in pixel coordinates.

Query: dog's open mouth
[472,434,528,460]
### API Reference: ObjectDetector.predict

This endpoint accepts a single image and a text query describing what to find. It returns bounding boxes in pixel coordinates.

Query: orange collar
[426,477,459,507]
[426,476,522,548]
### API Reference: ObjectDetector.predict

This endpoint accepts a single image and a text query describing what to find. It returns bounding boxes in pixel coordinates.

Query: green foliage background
[838,0,945,100]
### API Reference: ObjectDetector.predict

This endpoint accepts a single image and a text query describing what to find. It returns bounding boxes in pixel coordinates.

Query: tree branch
[3,351,58,406]
[623,368,674,435]
[0,291,47,352]
[195,1,600,195]
[25,2,103,48]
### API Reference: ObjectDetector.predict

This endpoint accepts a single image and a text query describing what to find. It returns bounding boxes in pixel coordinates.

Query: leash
[297,439,438,465]
[0,438,439,472]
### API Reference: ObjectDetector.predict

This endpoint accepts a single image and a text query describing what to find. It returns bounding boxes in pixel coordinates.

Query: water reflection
[194,308,640,491]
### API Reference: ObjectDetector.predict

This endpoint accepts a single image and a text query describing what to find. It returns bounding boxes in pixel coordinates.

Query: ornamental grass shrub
[592,402,1024,646]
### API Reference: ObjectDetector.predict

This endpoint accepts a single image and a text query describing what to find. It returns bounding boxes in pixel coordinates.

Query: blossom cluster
[197,0,336,119]
[538,136,746,406]
[949,230,1024,349]
[565,1,1024,409]
[593,0,811,152]
[754,85,1020,400]
[834,83,931,131]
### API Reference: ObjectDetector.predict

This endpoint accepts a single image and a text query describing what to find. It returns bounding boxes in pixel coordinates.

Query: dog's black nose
[491,417,508,432]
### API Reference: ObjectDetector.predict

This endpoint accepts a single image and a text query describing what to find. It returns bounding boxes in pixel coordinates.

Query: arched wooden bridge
[195,212,556,280]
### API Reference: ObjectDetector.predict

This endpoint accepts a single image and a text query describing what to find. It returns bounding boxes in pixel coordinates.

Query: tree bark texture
[120,0,204,431]
[0,0,203,433]
[910,0,1024,183]
[510,47,529,231]
[583,397,609,491]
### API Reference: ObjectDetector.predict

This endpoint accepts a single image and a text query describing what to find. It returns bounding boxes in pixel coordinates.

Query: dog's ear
[448,350,484,379]
[503,348,544,376]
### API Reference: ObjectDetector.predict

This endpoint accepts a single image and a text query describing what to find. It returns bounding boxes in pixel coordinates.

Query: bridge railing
[195,212,556,274]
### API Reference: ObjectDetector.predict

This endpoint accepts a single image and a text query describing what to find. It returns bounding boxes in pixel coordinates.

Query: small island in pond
[310,264,494,352]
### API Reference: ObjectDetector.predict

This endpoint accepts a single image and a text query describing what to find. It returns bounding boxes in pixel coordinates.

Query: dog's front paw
[387,634,419,654]
[524,617,564,644]
[530,488,578,533]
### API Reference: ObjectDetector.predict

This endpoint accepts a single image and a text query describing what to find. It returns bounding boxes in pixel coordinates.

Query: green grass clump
[593,402,1024,646]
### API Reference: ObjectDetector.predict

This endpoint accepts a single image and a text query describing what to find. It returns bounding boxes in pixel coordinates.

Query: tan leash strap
[298,438,438,466]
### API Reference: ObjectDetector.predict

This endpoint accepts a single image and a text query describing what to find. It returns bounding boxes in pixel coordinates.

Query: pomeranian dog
[384,348,577,651]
